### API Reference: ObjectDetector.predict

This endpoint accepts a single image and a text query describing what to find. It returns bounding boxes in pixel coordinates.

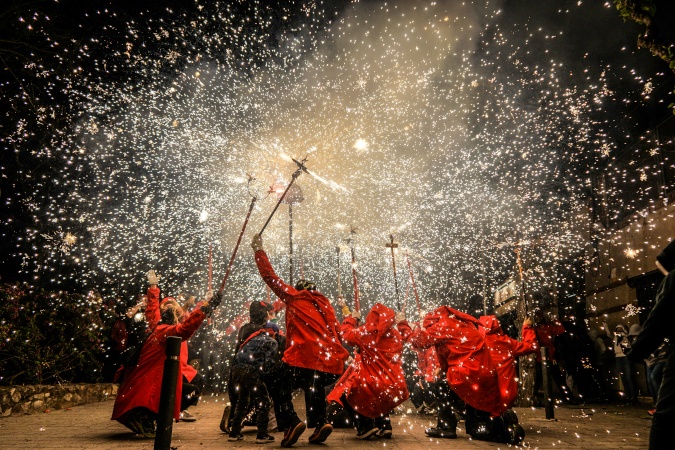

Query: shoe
[502,409,519,426]
[308,423,333,444]
[425,427,457,439]
[180,410,197,422]
[377,428,392,439]
[470,423,491,441]
[256,434,275,444]
[281,417,306,447]
[648,409,656,416]
[125,416,142,435]
[220,404,231,433]
[228,434,244,442]
[357,427,380,440]
[125,410,156,438]
[508,424,525,445]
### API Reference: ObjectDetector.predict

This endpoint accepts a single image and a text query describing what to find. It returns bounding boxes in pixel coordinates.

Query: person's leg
[421,379,439,412]
[228,368,252,440]
[550,362,577,403]
[294,367,320,428]
[306,370,338,443]
[616,357,637,402]
[407,376,425,409]
[180,379,200,412]
[425,381,458,438]
[277,364,307,447]
[375,414,392,438]
[650,353,675,450]
[221,366,239,433]
[646,364,658,404]
[253,380,274,443]
[341,395,378,439]
[265,362,298,433]
[652,361,666,399]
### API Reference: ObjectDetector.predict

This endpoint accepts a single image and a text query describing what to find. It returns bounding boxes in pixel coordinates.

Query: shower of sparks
[1,0,671,321]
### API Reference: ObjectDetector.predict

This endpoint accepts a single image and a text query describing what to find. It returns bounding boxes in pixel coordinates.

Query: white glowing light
[199,210,209,223]
[354,139,369,151]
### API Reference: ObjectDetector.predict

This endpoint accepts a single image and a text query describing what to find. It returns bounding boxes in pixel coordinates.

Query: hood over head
[479,315,503,335]
[365,303,396,340]
[250,300,274,325]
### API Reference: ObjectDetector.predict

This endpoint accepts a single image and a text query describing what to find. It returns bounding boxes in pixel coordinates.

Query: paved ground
[0,394,654,449]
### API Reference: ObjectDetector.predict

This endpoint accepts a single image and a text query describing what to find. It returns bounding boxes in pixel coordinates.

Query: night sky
[1,0,674,316]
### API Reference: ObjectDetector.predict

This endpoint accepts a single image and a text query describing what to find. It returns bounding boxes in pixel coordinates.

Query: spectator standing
[627,239,675,449]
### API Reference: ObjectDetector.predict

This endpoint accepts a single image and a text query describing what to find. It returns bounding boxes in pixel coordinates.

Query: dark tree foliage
[0,284,105,385]
[614,0,675,111]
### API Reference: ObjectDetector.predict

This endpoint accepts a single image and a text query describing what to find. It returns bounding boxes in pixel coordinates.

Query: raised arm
[145,271,161,329]
[339,314,362,347]
[252,234,297,302]
[511,318,538,357]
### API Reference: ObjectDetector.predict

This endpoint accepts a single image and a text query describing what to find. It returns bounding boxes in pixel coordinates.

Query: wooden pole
[386,234,401,309]
[351,243,360,312]
[217,197,256,294]
[405,250,420,314]
[336,247,342,297]
[289,204,294,285]
[208,245,212,291]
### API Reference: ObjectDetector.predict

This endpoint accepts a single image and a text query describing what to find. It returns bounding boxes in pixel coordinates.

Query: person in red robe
[479,315,537,411]
[327,302,409,440]
[473,315,537,444]
[251,234,349,447]
[412,334,441,413]
[144,284,204,422]
[533,310,577,404]
[398,306,502,440]
[111,271,221,437]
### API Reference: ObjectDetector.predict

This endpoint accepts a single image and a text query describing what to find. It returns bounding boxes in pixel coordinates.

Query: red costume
[479,315,537,411]
[254,250,348,374]
[144,290,200,383]
[111,287,206,424]
[416,344,440,382]
[398,306,503,417]
[534,320,566,362]
[327,303,409,418]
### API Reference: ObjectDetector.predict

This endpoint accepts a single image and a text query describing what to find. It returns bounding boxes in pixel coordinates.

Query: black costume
[627,240,675,450]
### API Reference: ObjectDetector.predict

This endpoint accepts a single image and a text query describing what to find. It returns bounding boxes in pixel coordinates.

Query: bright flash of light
[354,139,369,151]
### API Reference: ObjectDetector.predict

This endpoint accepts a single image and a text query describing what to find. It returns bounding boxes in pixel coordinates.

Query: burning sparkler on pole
[215,174,266,296]
[258,156,309,236]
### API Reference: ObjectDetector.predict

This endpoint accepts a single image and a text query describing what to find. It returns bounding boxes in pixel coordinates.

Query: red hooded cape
[327,303,409,418]
[412,332,440,382]
[534,320,566,362]
[479,315,537,411]
[398,306,503,417]
[144,288,201,383]
[111,287,205,424]
[255,250,348,374]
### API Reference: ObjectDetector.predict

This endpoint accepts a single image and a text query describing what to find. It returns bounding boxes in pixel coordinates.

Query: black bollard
[154,336,182,450]
[541,347,555,420]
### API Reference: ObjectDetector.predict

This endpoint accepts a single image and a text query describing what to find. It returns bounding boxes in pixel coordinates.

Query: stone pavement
[0,394,653,449]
